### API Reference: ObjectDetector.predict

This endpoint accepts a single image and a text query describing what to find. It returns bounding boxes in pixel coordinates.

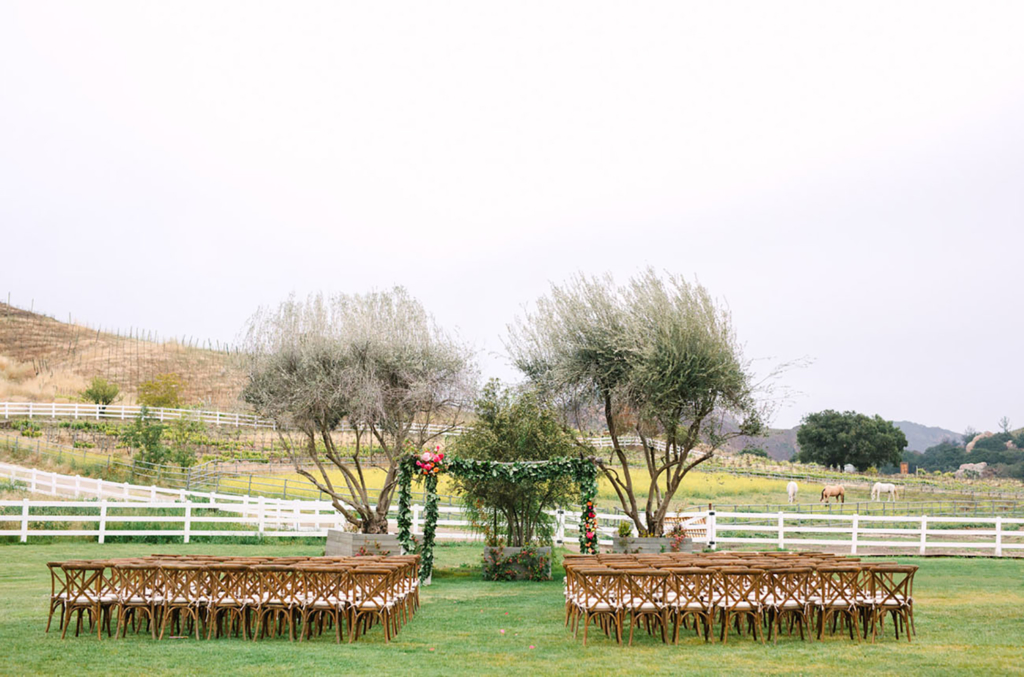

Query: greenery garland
[396,456,415,552]
[396,454,600,581]
[420,472,440,579]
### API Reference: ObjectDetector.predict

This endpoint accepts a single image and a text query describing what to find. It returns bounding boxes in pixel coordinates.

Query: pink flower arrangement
[415,445,446,476]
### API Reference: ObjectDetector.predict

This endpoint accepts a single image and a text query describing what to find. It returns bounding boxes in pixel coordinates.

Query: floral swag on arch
[396,452,600,581]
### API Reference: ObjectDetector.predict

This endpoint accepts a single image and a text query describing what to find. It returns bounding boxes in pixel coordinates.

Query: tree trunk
[363,513,390,534]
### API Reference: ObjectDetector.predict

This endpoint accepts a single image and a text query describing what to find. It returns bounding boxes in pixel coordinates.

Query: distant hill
[0,302,244,409]
[733,420,960,460]
[891,421,961,452]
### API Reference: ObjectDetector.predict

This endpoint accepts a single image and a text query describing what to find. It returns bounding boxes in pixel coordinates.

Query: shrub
[137,373,184,408]
[617,520,634,538]
[119,407,169,464]
[482,544,551,581]
[81,377,119,407]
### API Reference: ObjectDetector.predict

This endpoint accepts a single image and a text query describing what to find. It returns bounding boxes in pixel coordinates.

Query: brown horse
[820,485,845,503]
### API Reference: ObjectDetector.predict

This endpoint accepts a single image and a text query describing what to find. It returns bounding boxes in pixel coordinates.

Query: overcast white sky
[2,2,1022,432]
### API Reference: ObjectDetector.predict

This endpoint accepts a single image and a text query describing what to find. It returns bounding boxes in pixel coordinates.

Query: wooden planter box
[482,546,553,581]
[610,536,694,554]
[324,530,403,557]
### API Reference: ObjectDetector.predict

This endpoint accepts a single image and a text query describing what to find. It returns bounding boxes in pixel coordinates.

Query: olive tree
[508,269,769,537]
[242,289,476,534]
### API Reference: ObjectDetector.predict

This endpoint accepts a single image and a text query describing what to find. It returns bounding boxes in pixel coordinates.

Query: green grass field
[1,542,1022,676]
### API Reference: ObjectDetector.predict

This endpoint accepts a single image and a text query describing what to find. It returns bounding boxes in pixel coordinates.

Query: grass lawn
[1,543,1022,676]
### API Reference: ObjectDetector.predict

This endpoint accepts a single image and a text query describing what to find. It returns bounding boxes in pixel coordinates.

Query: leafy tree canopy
[81,377,119,407]
[450,379,578,547]
[508,268,772,536]
[795,410,907,472]
[138,373,184,408]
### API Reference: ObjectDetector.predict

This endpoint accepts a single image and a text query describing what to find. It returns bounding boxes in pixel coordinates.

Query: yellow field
[221,464,960,511]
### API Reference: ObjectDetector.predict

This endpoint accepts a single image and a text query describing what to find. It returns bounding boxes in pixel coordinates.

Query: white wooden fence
[1,401,273,429]
[4,462,1023,556]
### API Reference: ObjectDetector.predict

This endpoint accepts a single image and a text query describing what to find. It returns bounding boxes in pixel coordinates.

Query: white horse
[871,482,899,502]
[787,481,798,504]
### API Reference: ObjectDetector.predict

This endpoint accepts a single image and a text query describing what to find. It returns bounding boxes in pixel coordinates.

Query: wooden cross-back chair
[622,569,669,645]
[715,568,765,644]
[349,567,398,643]
[112,562,159,639]
[158,563,204,640]
[575,568,623,646]
[664,567,714,644]
[868,564,917,642]
[764,567,813,642]
[296,565,351,643]
[45,562,70,634]
[252,564,299,641]
[814,565,863,642]
[60,561,110,640]
[205,563,252,640]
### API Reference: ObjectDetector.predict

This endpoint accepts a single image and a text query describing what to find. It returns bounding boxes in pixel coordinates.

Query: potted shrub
[612,519,694,553]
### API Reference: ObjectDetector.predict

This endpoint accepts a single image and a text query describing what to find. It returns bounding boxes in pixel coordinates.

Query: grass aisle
[0,542,1022,676]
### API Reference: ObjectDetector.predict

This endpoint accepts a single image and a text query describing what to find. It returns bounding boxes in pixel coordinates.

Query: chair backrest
[350,567,397,606]
[577,568,622,609]
[252,565,299,606]
[766,567,812,608]
[716,568,765,610]
[159,563,203,602]
[113,562,159,602]
[665,567,710,606]
[297,565,350,606]
[206,563,252,605]
[816,565,862,606]
[871,564,917,606]
[622,569,668,608]
[47,562,69,601]
[62,562,107,604]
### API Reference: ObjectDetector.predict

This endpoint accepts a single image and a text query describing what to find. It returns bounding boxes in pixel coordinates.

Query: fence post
[555,509,566,546]
[258,496,266,536]
[412,505,422,535]
[282,479,288,500]
[707,509,717,550]
[151,486,157,502]
[995,516,1003,557]
[49,471,57,496]
[851,514,859,555]
[183,503,192,544]
[293,501,301,531]
[30,468,37,493]
[919,516,928,555]
[20,499,29,543]
[98,501,107,544]
[123,482,130,499]
[96,478,103,500]
[777,511,785,550]
[74,475,81,498]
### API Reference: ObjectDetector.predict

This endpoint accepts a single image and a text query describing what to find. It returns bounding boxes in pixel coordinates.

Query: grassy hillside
[0,303,244,410]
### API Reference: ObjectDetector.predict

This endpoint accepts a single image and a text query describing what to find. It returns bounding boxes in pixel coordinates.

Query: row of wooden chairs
[563,552,917,646]
[46,554,420,643]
